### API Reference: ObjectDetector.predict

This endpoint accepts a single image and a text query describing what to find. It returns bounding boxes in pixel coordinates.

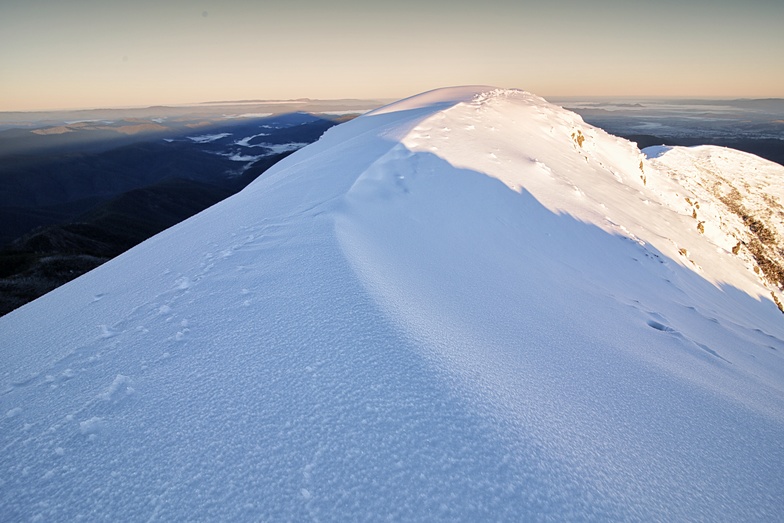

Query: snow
[258,142,308,154]
[187,133,232,143]
[366,85,494,116]
[225,153,265,162]
[317,109,371,116]
[222,112,274,119]
[224,143,310,162]
[1,86,783,521]
[234,132,269,147]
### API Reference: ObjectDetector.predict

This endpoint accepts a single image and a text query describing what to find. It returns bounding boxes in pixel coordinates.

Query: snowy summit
[2,86,784,520]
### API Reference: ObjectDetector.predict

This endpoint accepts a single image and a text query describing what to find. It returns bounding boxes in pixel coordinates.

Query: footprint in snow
[97,374,134,403]
[646,317,731,363]
[79,416,104,440]
[158,304,173,315]
[99,325,119,339]
[646,319,675,332]
[175,327,189,341]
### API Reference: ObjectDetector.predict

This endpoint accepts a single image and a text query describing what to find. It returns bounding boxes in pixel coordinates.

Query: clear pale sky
[1,0,783,111]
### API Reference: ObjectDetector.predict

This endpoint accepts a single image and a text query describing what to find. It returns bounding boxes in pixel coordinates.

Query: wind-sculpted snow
[1,87,783,521]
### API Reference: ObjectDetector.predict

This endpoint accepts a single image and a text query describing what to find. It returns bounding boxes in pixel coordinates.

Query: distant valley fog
[0,99,385,315]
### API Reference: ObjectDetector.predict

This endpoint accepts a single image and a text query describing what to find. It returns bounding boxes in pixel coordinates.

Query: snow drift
[2,87,784,521]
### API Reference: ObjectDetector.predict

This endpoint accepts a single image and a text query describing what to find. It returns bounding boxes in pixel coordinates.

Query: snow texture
[187,133,232,143]
[222,112,274,119]
[2,87,784,521]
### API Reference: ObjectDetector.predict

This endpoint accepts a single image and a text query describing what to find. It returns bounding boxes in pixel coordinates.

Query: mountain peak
[346,85,784,302]
[2,87,783,521]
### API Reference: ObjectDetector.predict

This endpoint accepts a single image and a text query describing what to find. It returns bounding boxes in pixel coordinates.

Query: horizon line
[3,94,784,114]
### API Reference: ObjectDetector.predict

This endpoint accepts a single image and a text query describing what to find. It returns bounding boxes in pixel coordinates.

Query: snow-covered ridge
[2,86,783,521]
[646,145,784,305]
[348,86,784,302]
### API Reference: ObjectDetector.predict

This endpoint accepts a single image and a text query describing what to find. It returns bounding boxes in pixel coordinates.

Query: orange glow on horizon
[1,0,782,112]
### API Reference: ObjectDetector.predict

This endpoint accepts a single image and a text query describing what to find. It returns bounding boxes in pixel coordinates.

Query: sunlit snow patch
[317,110,371,116]
[227,153,264,162]
[235,133,270,147]
[188,133,232,143]
[222,113,274,119]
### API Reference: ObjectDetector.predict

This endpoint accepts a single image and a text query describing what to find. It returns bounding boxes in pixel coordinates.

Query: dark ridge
[0,114,343,316]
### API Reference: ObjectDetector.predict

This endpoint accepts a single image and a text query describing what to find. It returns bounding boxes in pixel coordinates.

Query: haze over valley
[0,100,382,314]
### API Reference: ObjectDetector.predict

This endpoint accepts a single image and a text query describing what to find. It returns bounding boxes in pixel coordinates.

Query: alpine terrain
[2,87,783,521]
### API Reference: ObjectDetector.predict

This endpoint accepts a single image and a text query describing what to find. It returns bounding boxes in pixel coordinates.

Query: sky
[1,0,783,111]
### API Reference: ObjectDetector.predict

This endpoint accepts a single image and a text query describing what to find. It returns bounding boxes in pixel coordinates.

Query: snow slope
[2,87,784,521]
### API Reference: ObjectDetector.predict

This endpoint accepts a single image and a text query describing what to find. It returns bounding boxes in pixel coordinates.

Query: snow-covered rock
[2,87,783,521]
